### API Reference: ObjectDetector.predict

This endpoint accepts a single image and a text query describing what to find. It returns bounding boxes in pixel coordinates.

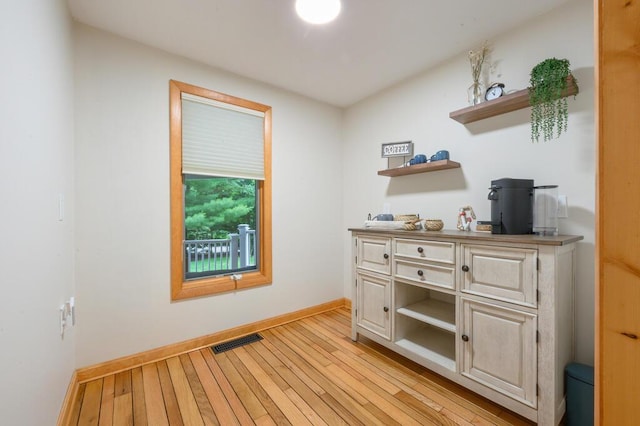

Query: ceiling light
[295,0,341,25]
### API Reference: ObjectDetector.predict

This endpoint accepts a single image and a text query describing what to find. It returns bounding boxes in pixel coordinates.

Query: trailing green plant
[529,58,576,142]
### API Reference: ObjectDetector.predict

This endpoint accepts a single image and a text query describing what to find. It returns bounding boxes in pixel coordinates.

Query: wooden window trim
[169,80,272,300]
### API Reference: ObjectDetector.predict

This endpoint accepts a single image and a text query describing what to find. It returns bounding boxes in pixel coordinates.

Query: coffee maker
[487,178,534,234]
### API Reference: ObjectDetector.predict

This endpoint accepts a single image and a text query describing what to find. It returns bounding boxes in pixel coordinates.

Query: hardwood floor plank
[166,356,204,426]
[200,348,254,425]
[394,389,456,425]
[413,382,478,422]
[242,344,290,392]
[179,354,218,426]
[257,337,326,396]
[156,360,185,426]
[302,316,364,356]
[113,393,133,426]
[233,346,311,425]
[278,324,333,368]
[131,367,147,426]
[78,379,103,426]
[141,363,169,426]
[251,339,349,426]
[225,349,291,424]
[269,327,369,406]
[188,351,238,426]
[114,370,132,397]
[264,328,383,426]
[214,350,271,422]
[99,375,115,426]
[332,342,444,412]
[325,366,427,426]
[283,387,328,426]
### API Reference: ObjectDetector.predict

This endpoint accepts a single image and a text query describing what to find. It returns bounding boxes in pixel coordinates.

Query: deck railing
[185,224,256,274]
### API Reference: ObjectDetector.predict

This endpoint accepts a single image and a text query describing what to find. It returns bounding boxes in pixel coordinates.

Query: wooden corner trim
[56,370,79,426]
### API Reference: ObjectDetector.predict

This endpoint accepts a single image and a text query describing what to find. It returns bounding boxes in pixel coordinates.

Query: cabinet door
[356,272,391,340]
[461,245,537,307]
[356,236,391,275]
[460,298,537,408]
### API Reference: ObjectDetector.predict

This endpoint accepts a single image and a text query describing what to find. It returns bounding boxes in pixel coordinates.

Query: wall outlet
[59,297,75,339]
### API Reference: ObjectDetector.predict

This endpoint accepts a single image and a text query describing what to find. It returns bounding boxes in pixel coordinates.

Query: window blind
[181,93,265,180]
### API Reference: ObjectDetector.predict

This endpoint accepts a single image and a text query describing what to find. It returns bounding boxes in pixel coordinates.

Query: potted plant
[529,58,577,142]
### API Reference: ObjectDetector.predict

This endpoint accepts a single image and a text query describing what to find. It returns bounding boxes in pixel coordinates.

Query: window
[170,80,272,300]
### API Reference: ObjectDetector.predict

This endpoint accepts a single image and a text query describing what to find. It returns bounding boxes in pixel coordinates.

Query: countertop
[348,228,584,246]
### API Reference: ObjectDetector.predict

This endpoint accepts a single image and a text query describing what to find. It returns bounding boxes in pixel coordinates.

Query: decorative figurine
[457,206,476,231]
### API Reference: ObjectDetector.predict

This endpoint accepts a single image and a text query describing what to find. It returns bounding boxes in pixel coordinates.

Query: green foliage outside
[184,176,256,240]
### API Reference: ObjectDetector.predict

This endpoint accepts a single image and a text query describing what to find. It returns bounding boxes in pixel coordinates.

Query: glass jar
[467,81,485,106]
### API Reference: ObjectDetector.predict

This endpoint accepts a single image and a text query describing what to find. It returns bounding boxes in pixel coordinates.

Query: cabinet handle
[383,253,389,259]
[461,334,469,342]
[417,270,424,280]
[383,306,389,312]
[417,247,424,255]
[461,265,469,272]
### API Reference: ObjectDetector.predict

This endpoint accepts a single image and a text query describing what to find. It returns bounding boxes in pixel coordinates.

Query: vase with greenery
[529,58,577,142]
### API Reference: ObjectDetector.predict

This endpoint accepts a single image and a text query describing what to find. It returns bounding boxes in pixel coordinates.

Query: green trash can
[565,363,594,426]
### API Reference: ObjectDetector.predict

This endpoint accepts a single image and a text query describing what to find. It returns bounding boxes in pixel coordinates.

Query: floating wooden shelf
[378,160,461,177]
[449,75,579,124]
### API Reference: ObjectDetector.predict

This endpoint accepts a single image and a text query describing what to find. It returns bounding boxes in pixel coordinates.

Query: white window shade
[182,93,265,180]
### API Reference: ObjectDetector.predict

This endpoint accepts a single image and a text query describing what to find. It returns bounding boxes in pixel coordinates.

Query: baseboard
[75,297,348,383]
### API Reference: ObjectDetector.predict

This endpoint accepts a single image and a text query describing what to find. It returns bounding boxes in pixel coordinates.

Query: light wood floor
[68,308,534,425]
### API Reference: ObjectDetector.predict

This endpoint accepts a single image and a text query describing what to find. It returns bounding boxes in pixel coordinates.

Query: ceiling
[67,0,571,107]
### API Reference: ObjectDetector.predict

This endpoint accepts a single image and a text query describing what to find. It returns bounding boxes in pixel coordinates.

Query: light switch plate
[557,195,568,218]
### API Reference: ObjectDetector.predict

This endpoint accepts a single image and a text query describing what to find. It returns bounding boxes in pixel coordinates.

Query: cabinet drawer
[356,236,391,275]
[395,259,455,290]
[461,245,537,307]
[395,239,455,264]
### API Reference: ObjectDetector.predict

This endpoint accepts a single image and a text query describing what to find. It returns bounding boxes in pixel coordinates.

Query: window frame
[169,80,272,300]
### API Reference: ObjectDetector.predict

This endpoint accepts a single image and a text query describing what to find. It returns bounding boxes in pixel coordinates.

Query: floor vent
[211,333,263,354]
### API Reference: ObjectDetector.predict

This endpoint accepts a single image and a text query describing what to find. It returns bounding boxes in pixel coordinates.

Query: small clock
[485,83,506,101]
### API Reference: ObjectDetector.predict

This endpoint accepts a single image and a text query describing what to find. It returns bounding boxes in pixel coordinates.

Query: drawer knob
[383,253,389,259]
[417,270,424,276]
[461,265,469,272]
[461,334,469,342]
[417,247,424,254]
[383,306,389,312]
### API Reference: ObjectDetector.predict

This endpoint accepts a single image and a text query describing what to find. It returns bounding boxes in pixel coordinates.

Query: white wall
[73,24,344,366]
[0,0,76,424]
[342,0,595,365]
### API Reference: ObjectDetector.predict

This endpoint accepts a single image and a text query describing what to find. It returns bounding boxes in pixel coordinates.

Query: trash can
[565,362,594,426]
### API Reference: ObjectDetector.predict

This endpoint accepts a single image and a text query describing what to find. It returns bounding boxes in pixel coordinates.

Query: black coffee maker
[487,178,534,234]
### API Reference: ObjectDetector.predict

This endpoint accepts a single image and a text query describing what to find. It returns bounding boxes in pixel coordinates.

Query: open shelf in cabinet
[377,160,460,177]
[397,300,456,333]
[395,321,456,371]
[449,75,579,124]
[395,282,456,332]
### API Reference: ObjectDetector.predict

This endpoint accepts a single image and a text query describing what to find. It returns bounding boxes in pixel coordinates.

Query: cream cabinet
[460,297,537,407]
[354,235,392,340]
[351,229,582,425]
[355,271,391,340]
